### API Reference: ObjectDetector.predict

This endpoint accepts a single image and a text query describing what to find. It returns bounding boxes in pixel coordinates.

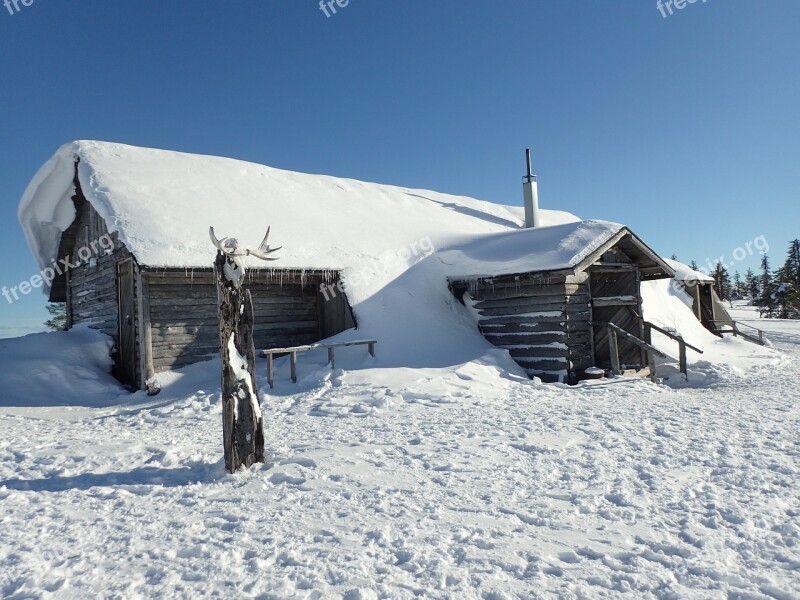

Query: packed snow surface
[1,311,797,598]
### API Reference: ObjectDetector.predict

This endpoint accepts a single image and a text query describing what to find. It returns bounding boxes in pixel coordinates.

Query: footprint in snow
[268,472,306,486]
[278,457,317,469]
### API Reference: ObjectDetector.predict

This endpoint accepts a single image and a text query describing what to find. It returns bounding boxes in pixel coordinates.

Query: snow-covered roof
[18,141,581,289]
[438,220,626,279]
[664,258,714,284]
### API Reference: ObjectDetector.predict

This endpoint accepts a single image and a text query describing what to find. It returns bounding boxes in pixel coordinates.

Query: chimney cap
[524,148,537,183]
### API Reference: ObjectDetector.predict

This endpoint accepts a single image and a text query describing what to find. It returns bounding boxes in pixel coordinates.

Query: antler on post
[209,226,224,251]
[247,227,282,261]
[210,226,281,261]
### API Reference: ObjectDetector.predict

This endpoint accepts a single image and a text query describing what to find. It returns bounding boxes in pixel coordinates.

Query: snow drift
[0,325,122,407]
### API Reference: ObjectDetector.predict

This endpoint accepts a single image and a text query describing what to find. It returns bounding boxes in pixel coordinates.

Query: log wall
[452,245,649,384]
[68,200,139,384]
[141,269,354,377]
[63,194,356,387]
[457,274,587,383]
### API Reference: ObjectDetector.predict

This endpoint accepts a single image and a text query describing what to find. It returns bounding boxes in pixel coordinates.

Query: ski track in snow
[1,331,799,598]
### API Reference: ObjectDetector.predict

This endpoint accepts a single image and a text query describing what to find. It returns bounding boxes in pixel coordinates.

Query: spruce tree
[757,254,776,317]
[775,239,800,318]
[45,303,67,331]
[711,261,732,301]
[782,239,800,287]
[733,270,742,299]
[744,268,758,300]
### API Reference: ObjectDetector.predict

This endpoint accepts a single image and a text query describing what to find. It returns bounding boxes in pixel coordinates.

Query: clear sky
[1,0,798,337]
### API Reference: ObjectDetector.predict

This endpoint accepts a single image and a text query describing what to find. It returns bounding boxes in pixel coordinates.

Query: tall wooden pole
[215,251,265,473]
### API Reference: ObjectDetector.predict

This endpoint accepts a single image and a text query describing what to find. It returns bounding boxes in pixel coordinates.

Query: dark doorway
[116,259,137,386]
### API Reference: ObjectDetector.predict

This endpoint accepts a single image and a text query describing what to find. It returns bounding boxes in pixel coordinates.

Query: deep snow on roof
[664,258,715,284]
[438,220,624,279]
[18,141,580,281]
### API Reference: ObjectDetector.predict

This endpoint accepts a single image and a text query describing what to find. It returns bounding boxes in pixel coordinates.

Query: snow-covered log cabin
[445,222,675,382]
[19,141,678,388]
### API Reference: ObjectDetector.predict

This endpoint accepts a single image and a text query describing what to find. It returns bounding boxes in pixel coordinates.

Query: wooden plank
[473,293,589,310]
[488,330,589,343]
[592,297,639,308]
[484,332,571,346]
[609,331,621,375]
[466,284,572,302]
[588,264,638,273]
[151,320,319,333]
[476,304,566,318]
[151,327,320,346]
[149,306,318,322]
[145,269,335,287]
[147,281,318,294]
[152,354,216,370]
[507,346,569,359]
[474,273,568,287]
[137,268,154,387]
[514,358,569,371]
[480,318,585,333]
[479,323,567,335]
[476,309,588,323]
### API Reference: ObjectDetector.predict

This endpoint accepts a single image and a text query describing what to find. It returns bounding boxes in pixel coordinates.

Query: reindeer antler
[209,226,281,261]
[247,227,282,261]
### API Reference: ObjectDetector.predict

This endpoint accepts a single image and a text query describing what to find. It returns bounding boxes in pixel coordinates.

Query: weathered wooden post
[210,226,281,474]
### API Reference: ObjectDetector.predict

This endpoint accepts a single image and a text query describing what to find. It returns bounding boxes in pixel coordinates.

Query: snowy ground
[1,319,799,599]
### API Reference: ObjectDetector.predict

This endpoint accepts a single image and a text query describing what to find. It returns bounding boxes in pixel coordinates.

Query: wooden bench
[260,340,377,388]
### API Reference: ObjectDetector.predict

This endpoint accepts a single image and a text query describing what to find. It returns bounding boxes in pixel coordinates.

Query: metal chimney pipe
[523,149,540,228]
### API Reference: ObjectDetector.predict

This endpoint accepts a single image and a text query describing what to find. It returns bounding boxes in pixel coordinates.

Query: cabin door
[590,267,646,370]
[116,259,137,386]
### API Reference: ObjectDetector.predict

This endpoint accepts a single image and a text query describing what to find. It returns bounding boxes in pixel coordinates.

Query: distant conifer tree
[774,239,800,318]
[732,270,742,299]
[44,303,67,331]
[744,268,758,300]
[711,262,732,301]
[757,254,777,317]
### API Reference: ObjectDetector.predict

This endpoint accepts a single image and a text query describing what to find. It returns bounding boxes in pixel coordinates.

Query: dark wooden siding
[451,241,652,383]
[142,269,354,374]
[66,201,140,384]
[61,192,355,385]
[589,266,645,370]
[456,275,573,383]
[564,272,593,375]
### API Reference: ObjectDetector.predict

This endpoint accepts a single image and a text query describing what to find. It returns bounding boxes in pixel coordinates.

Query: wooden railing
[260,339,377,388]
[644,322,703,379]
[605,322,667,382]
[710,320,766,346]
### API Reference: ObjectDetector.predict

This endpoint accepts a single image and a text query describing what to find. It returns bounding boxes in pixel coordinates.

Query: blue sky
[1,0,798,337]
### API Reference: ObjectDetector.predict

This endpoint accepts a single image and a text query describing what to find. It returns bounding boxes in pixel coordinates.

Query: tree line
[676,239,800,319]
